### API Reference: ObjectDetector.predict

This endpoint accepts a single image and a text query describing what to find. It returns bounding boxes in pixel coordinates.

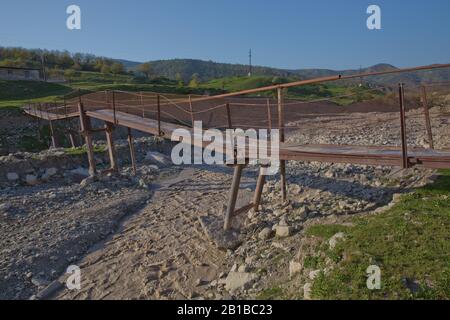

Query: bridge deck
[79,109,450,169]
[23,107,450,169]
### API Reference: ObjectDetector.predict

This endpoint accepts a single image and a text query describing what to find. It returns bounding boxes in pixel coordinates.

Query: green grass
[201,76,385,105]
[0,80,73,108]
[257,287,287,300]
[309,170,450,300]
[64,145,106,156]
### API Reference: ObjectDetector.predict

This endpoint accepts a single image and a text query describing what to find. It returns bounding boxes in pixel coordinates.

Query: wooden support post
[267,98,272,133]
[48,118,57,149]
[189,95,195,128]
[68,131,76,148]
[140,92,144,118]
[127,128,137,176]
[421,86,434,149]
[253,167,267,212]
[277,87,287,202]
[226,103,233,129]
[157,95,162,136]
[105,122,118,173]
[112,91,117,125]
[224,164,245,231]
[398,83,409,169]
[78,103,97,176]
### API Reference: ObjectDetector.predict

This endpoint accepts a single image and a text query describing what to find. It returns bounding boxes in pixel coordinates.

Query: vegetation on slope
[307,170,450,300]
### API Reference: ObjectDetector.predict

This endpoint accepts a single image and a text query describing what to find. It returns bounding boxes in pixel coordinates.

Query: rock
[289,261,302,277]
[392,193,403,202]
[225,272,258,293]
[31,277,50,288]
[145,152,171,166]
[80,176,95,187]
[303,283,313,300]
[35,280,63,300]
[230,264,238,273]
[70,167,90,177]
[329,232,346,249]
[238,264,250,273]
[298,207,309,220]
[6,172,19,182]
[0,202,12,212]
[42,168,58,181]
[258,227,274,241]
[309,269,321,280]
[275,225,293,238]
[25,175,39,186]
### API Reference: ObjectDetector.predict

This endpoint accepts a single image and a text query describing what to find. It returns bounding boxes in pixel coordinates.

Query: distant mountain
[114,59,142,69]
[134,59,450,85]
[131,59,292,82]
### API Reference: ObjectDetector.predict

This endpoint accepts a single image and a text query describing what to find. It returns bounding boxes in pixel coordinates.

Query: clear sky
[1,0,449,70]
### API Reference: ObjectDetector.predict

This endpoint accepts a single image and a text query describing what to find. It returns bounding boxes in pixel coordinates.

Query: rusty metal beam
[421,86,434,149]
[398,83,409,169]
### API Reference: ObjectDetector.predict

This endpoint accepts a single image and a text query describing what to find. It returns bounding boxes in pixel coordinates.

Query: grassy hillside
[135,59,450,85]
[0,80,73,108]
[201,76,386,105]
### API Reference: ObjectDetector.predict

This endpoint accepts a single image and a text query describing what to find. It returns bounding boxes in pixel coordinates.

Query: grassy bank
[307,170,450,300]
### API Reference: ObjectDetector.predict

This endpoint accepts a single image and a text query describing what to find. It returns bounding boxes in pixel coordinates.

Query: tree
[101,64,111,74]
[111,62,124,74]
[189,73,200,88]
[138,63,153,79]
[175,73,184,87]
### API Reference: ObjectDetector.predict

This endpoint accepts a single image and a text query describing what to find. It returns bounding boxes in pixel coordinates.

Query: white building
[0,66,41,81]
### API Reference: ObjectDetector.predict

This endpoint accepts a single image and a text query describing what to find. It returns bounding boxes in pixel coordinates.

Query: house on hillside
[0,66,42,81]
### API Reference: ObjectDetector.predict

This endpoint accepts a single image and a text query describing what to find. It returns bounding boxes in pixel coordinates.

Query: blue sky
[0,0,449,70]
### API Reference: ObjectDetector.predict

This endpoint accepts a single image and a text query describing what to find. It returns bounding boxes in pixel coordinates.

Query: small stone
[25,175,39,186]
[6,172,19,181]
[80,176,95,187]
[31,277,50,288]
[275,225,292,238]
[303,283,313,300]
[298,207,309,219]
[0,202,12,212]
[289,261,302,277]
[258,227,274,241]
[329,232,346,249]
[230,264,238,273]
[309,269,321,280]
[42,168,58,181]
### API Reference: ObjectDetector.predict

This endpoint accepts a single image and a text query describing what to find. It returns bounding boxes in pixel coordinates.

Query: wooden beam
[127,127,137,176]
[78,103,97,176]
[253,167,267,211]
[278,88,287,202]
[105,122,118,172]
[421,86,434,149]
[224,164,245,231]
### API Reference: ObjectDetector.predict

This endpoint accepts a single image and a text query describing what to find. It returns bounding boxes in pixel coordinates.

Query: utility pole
[40,51,47,82]
[248,49,252,77]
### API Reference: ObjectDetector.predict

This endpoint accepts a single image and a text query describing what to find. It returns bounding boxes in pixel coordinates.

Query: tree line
[0,47,126,75]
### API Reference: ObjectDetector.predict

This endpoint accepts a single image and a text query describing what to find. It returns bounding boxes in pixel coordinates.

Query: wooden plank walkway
[86,109,450,169]
[23,106,79,120]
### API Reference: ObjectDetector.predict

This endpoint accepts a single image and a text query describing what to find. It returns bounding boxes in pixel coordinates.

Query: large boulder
[225,272,258,293]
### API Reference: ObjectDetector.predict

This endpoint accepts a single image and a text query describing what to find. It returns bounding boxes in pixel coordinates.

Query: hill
[137,59,450,85]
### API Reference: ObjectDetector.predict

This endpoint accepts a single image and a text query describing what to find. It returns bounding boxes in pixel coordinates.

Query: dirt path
[55,167,255,300]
